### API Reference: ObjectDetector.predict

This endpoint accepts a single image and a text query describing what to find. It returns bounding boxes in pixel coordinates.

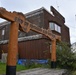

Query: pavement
[16,68,67,75]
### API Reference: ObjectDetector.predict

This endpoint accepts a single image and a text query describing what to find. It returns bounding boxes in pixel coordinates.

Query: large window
[49,22,61,33]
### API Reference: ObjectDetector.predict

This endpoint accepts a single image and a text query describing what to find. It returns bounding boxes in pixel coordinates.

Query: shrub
[56,42,76,70]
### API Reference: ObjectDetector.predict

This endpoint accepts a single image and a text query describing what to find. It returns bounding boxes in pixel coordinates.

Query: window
[49,22,61,33]
[58,26,61,33]
[55,24,58,31]
[2,29,5,35]
[49,23,54,30]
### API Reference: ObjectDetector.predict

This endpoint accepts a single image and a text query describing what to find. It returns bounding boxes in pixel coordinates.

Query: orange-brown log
[7,22,19,66]
[51,40,56,62]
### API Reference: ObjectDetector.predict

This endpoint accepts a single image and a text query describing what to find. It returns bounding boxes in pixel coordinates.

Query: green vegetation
[70,71,76,75]
[0,62,27,74]
[0,62,48,74]
[56,42,76,70]
[0,62,6,74]
[56,42,76,75]
[0,63,27,74]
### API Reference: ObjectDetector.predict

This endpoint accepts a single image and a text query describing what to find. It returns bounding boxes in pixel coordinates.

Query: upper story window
[2,29,5,35]
[49,22,61,33]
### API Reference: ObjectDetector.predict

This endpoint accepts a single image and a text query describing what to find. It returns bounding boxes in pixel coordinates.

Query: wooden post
[51,39,56,68]
[6,22,19,75]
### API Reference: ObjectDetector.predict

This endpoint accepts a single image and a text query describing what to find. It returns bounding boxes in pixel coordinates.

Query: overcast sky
[0,0,76,44]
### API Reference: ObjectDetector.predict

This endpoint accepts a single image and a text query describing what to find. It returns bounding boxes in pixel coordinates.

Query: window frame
[49,22,61,33]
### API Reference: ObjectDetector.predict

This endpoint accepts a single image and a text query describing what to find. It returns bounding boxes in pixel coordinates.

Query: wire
[56,0,59,11]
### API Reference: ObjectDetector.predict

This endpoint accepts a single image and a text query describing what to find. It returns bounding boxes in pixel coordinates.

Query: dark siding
[25,10,44,36]
[43,9,64,29]
[18,39,50,59]
[5,25,10,40]
[43,9,70,44]
[0,39,50,59]
[0,45,2,59]
[0,26,6,40]
[0,24,10,40]
[0,44,8,59]
[0,7,70,44]
[61,25,70,43]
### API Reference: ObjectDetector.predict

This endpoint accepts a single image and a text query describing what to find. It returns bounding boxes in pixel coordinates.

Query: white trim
[0,21,10,27]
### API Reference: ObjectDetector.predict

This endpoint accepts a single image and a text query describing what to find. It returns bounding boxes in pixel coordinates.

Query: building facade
[0,6,70,59]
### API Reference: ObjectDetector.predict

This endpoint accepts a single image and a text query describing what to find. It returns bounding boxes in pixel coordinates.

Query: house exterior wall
[25,6,70,44]
[0,6,70,59]
[0,38,50,59]
[0,22,10,40]
[43,7,70,44]
[0,44,8,59]
[0,7,70,44]
[18,39,50,59]
[25,8,44,36]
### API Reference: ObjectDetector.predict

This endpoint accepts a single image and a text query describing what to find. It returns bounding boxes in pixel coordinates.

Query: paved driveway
[16,68,67,75]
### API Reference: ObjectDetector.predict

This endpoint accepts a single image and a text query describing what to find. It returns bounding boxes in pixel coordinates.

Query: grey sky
[0,0,76,44]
